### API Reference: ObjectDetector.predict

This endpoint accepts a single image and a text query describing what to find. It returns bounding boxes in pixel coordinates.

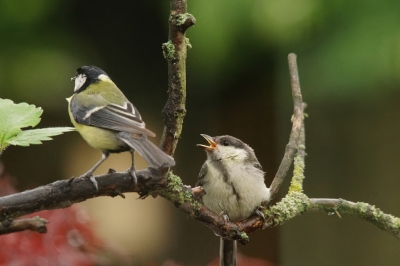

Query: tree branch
[242,193,400,241]
[308,198,400,240]
[266,53,304,204]
[0,216,48,235]
[288,103,306,193]
[0,171,134,221]
[160,0,195,157]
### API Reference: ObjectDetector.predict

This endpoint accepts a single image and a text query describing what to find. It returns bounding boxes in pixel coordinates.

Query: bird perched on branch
[197,134,270,266]
[67,65,175,190]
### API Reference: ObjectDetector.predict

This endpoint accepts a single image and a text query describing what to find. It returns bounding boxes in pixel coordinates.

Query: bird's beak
[71,75,77,81]
[197,134,217,151]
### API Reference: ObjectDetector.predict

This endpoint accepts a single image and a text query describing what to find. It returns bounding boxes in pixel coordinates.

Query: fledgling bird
[67,65,175,190]
[197,134,270,266]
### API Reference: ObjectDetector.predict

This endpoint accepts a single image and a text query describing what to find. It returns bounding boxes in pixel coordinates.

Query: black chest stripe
[231,183,241,200]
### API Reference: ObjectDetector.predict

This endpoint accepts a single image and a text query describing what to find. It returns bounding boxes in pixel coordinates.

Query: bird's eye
[223,140,230,146]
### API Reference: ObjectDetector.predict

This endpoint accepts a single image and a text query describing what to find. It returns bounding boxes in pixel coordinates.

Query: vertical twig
[266,53,304,204]
[289,105,306,193]
[160,0,196,156]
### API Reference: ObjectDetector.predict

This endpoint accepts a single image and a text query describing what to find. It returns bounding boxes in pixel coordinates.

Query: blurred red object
[0,207,104,266]
[0,163,104,266]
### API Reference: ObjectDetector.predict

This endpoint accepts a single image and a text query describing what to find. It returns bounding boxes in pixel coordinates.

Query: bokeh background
[1,0,400,265]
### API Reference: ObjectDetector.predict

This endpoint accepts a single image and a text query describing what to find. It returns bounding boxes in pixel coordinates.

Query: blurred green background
[1,0,400,265]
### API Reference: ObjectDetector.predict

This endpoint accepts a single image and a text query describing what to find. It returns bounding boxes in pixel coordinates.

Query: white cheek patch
[74,74,87,92]
[218,146,248,162]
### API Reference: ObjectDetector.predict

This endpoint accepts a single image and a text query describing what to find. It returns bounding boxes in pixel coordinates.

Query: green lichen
[183,190,193,201]
[185,37,192,49]
[289,154,305,193]
[372,206,382,220]
[176,13,191,26]
[239,232,249,242]
[354,202,369,214]
[266,192,309,226]
[167,172,184,192]
[338,201,400,234]
[162,40,176,61]
[161,172,201,211]
[289,179,302,193]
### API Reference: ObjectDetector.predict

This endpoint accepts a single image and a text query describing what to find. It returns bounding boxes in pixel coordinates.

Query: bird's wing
[253,162,263,171]
[196,163,208,186]
[70,96,156,137]
[246,153,264,171]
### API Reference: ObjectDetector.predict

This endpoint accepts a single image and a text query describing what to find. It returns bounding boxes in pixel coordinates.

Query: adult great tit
[197,134,270,266]
[67,65,175,189]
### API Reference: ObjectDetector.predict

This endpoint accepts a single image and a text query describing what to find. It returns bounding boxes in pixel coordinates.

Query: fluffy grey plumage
[197,134,270,266]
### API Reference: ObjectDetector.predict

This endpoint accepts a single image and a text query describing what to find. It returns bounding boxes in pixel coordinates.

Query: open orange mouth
[197,134,217,151]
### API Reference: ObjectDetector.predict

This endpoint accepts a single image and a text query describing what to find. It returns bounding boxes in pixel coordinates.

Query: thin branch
[0,216,48,235]
[211,193,400,242]
[254,193,400,241]
[288,103,306,193]
[308,198,400,240]
[267,53,304,204]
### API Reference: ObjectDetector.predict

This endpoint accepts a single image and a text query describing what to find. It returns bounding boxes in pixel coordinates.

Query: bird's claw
[89,175,99,191]
[127,168,137,188]
[79,172,98,191]
[253,207,266,222]
[219,211,230,224]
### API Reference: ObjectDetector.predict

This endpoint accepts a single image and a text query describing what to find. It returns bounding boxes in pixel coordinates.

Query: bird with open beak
[196,134,270,266]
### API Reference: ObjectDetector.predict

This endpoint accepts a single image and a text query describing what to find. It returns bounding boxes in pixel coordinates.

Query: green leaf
[6,127,76,147]
[0,98,43,144]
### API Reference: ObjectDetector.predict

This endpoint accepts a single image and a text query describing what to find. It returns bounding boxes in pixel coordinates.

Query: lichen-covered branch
[267,53,304,204]
[289,106,306,193]
[227,193,400,242]
[0,216,48,235]
[309,198,400,239]
[160,0,195,156]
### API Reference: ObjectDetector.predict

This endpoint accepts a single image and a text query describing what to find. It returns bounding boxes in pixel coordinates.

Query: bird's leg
[80,150,110,191]
[218,212,236,266]
[127,149,137,188]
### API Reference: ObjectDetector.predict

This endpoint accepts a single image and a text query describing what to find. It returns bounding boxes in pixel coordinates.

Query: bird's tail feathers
[120,133,175,168]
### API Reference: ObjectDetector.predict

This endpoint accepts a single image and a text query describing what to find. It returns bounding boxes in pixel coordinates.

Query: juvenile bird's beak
[197,134,217,151]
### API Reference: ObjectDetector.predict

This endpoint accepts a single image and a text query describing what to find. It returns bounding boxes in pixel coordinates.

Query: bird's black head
[77,65,108,80]
[71,65,109,93]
